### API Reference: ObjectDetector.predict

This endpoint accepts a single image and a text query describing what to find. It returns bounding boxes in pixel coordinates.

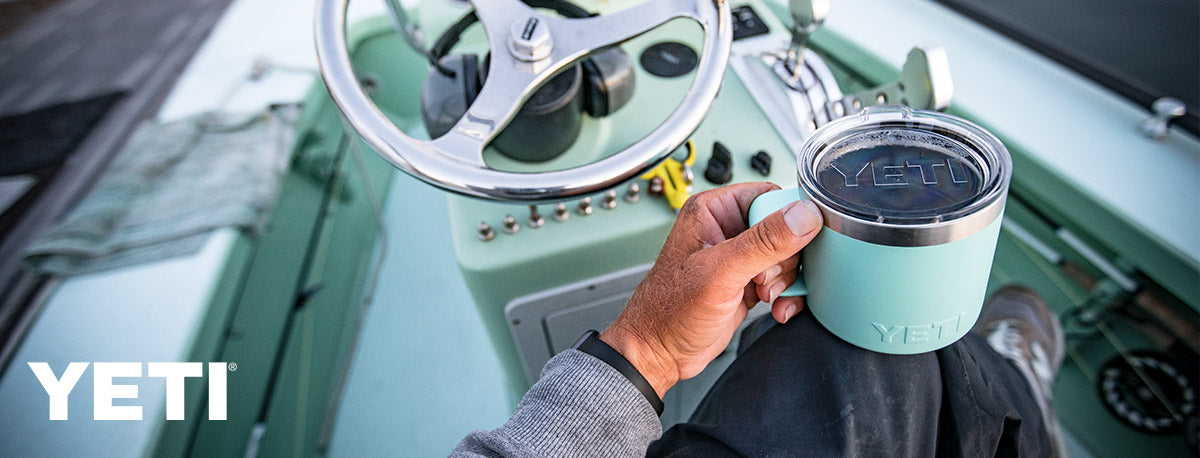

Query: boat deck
[325,170,510,456]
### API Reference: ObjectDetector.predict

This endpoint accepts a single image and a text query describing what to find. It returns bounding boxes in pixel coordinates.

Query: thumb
[705,200,822,283]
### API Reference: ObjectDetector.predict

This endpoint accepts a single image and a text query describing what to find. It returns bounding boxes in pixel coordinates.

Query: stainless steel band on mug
[795,106,1012,247]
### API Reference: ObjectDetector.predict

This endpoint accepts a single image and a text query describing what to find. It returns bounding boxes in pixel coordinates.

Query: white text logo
[28,362,229,421]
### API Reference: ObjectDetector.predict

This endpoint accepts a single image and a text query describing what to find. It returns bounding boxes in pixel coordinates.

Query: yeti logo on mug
[871,312,966,344]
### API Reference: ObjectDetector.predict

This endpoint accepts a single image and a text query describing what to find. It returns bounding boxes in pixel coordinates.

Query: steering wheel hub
[509,16,554,62]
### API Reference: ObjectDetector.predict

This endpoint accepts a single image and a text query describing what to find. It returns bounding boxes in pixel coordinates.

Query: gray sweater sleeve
[451,350,663,457]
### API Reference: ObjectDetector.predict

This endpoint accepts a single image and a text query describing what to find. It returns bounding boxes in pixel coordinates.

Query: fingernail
[769,282,784,302]
[783,200,821,236]
[762,265,782,282]
[783,304,798,323]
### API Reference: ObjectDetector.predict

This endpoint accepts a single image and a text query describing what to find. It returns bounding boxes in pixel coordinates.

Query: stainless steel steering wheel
[315,0,732,201]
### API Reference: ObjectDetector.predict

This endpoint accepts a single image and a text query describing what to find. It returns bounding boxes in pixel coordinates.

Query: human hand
[600,182,822,396]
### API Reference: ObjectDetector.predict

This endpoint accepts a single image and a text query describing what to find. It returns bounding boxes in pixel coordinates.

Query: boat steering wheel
[315,0,732,201]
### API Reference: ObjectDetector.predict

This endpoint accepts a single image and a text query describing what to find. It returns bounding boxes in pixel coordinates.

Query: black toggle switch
[751,150,772,176]
[705,141,733,184]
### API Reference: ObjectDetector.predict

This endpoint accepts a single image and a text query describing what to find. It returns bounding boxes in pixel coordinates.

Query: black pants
[649,309,1053,457]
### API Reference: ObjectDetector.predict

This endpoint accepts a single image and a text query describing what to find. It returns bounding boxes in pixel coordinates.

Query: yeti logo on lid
[814,130,987,224]
[797,106,1011,246]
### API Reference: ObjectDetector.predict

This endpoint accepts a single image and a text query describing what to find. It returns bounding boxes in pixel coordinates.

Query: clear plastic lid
[798,106,1011,241]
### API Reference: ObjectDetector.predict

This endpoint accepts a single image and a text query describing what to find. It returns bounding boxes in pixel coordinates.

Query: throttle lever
[832,45,954,115]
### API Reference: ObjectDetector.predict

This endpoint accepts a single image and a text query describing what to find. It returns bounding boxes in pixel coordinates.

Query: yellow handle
[640,140,696,211]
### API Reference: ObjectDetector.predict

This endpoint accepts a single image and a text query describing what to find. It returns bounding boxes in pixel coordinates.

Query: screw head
[502,214,520,234]
[508,16,553,62]
[576,197,594,216]
[553,203,569,222]
[624,183,641,203]
[477,221,496,241]
[601,190,618,209]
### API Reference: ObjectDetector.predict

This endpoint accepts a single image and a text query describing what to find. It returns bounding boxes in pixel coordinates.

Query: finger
[772,296,806,324]
[756,268,797,304]
[753,264,782,286]
[663,182,783,256]
[698,182,783,239]
[753,255,799,285]
[702,199,822,284]
[742,282,760,309]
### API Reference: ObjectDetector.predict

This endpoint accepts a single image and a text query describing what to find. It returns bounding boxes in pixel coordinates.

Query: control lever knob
[704,141,734,185]
[786,0,830,70]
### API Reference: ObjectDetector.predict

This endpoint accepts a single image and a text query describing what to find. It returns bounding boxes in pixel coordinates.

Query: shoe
[972,285,1067,457]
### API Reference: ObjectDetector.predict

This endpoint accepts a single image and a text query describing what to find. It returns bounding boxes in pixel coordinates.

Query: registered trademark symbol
[228,362,238,372]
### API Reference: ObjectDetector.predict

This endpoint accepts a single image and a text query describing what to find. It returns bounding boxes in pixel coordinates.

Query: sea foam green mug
[749,106,1012,354]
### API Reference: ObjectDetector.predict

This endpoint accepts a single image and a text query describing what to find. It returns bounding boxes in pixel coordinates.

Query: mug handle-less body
[747,188,812,297]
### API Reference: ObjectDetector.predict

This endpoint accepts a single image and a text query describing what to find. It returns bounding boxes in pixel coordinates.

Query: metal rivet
[601,190,618,209]
[477,221,495,241]
[553,203,569,222]
[576,197,594,216]
[624,183,641,203]
[502,214,520,234]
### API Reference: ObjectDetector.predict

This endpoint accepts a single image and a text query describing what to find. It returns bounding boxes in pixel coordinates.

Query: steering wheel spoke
[429,68,544,166]
[552,0,697,54]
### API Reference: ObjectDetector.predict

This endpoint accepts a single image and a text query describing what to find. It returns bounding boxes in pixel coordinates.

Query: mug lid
[797,106,1011,246]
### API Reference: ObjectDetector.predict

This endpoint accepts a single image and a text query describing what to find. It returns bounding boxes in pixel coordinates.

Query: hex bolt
[553,203,569,222]
[624,183,641,203]
[527,205,544,228]
[502,214,520,234]
[576,197,594,216]
[477,221,496,241]
[601,190,618,209]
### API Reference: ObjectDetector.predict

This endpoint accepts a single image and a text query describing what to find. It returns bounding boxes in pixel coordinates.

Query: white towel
[23,104,298,275]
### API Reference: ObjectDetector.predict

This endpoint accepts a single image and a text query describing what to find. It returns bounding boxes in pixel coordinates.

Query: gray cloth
[23,106,298,275]
[453,350,662,457]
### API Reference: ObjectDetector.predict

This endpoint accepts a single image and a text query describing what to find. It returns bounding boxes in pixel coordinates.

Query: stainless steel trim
[315,0,732,202]
[808,194,1006,247]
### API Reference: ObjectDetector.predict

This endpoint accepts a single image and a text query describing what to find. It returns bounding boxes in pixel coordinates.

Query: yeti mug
[749,106,1012,354]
